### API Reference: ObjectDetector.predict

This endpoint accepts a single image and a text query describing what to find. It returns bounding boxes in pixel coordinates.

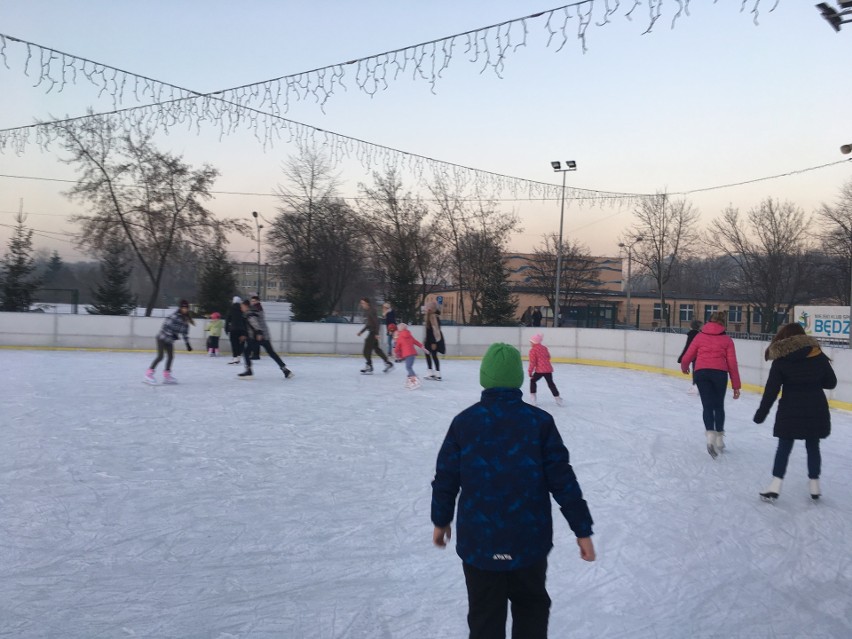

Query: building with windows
[232,262,287,301]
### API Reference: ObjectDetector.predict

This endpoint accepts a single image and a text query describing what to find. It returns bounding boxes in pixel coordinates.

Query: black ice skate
[360,364,374,375]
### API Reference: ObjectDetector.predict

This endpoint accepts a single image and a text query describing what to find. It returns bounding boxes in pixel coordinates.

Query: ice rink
[2,349,851,638]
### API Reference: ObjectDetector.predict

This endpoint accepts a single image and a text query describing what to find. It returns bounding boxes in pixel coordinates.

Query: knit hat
[480,342,524,389]
[396,322,407,332]
[210,312,221,319]
[232,296,242,304]
[179,299,190,308]
[529,333,543,345]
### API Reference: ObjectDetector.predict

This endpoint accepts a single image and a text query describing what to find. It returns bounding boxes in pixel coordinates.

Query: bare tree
[525,234,601,321]
[628,194,700,326]
[815,179,852,305]
[268,147,364,320]
[429,177,519,324]
[54,113,246,315]
[358,169,438,322]
[708,198,814,332]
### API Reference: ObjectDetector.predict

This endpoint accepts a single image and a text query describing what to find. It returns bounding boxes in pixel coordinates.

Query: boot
[228,357,241,365]
[760,477,783,502]
[529,393,537,406]
[809,479,821,500]
[705,430,718,459]
[208,349,215,357]
[432,372,442,381]
[715,431,725,451]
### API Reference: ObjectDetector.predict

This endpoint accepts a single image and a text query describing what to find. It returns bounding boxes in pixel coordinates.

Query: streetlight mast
[550,160,577,327]
[619,236,644,327]
[252,211,264,300]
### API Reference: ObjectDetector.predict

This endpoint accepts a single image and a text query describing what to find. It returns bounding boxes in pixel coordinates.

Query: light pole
[618,236,644,327]
[252,211,264,300]
[550,160,577,327]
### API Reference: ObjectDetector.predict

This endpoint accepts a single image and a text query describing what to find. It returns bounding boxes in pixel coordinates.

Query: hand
[431,344,437,351]
[433,525,452,548]
[185,342,193,352]
[733,389,741,400]
[682,369,690,375]
[255,333,264,341]
[239,335,246,342]
[577,537,596,562]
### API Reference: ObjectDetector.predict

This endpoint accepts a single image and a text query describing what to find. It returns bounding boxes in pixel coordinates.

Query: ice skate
[281,366,294,379]
[424,371,435,379]
[809,479,821,500]
[688,385,698,396]
[555,396,564,406]
[529,393,537,406]
[406,376,421,390]
[208,349,215,357]
[383,361,394,373]
[705,430,718,459]
[426,372,442,381]
[162,370,178,384]
[715,431,725,451]
[228,357,241,365]
[143,369,157,385]
[360,364,374,375]
[760,477,783,502]
[238,369,253,379]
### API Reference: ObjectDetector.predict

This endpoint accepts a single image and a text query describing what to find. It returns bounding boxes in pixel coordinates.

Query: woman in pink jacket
[680,311,741,458]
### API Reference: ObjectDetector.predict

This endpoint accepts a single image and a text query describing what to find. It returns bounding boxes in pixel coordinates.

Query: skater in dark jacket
[357,297,393,374]
[239,300,293,379]
[754,323,837,501]
[145,300,194,384]
[431,342,595,639]
[225,296,247,364]
[423,300,445,380]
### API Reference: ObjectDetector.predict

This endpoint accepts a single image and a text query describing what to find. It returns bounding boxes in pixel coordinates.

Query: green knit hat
[480,342,524,389]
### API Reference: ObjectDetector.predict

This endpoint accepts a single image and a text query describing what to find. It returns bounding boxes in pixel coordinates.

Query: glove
[753,411,766,424]
[185,341,193,352]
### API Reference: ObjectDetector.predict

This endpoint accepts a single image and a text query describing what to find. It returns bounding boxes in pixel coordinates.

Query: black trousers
[530,372,559,397]
[244,339,285,369]
[362,333,389,366]
[463,559,551,639]
[149,338,174,371]
[229,331,245,358]
[425,350,441,372]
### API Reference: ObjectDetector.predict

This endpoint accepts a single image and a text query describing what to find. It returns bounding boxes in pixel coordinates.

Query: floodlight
[842,144,852,155]
[551,161,561,170]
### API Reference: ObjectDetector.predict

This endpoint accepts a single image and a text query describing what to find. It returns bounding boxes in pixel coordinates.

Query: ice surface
[2,350,851,638]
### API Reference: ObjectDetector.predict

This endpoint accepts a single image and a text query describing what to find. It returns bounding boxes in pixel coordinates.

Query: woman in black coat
[753,323,837,501]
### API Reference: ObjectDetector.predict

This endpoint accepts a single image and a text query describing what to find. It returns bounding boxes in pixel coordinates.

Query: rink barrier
[0,313,849,409]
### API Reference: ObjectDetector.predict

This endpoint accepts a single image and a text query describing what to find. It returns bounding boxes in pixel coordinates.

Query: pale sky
[1,0,851,263]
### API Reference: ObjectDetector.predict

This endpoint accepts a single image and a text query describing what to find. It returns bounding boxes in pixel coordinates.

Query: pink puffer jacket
[680,321,741,389]
[528,343,554,376]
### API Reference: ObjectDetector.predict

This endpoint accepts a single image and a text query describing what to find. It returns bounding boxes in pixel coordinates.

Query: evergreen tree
[479,257,518,326]
[45,250,64,285]
[87,244,137,315]
[197,243,238,315]
[1,214,42,312]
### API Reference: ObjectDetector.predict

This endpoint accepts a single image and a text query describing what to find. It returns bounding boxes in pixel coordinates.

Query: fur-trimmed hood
[764,334,821,362]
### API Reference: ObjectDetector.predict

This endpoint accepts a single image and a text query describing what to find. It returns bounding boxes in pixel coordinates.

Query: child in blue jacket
[431,342,595,639]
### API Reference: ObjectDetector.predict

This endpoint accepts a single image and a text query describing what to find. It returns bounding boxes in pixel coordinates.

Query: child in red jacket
[394,323,425,389]
[528,333,562,406]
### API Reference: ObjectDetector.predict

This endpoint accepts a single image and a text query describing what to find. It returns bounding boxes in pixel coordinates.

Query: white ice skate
[162,370,178,384]
[143,369,157,385]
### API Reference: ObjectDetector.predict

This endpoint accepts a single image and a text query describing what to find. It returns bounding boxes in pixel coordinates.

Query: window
[751,307,763,326]
[703,304,718,322]
[728,305,743,323]
[653,303,670,321]
[679,304,694,322]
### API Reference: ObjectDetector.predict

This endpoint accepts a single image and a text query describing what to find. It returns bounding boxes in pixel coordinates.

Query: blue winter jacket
[431,388,593,571]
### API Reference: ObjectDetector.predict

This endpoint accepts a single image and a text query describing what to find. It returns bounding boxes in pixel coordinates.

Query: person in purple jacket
[431,342,595,639]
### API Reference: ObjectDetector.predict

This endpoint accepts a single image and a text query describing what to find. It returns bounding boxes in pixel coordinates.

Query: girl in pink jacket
[680,311,741,458]
[528,333,562,406]
[394,323,425,389]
